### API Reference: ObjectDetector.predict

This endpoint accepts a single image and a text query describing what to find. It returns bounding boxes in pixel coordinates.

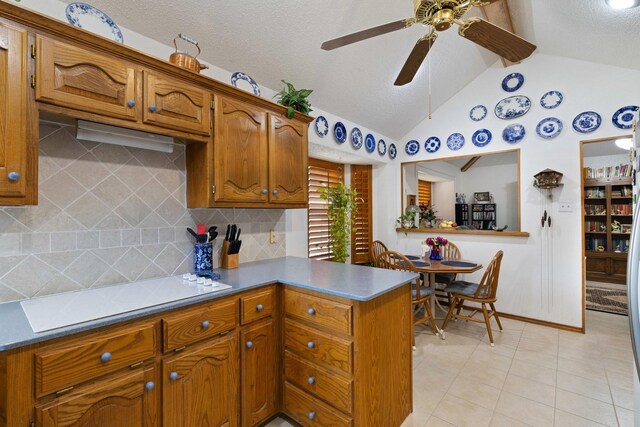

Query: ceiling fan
[321,0,537,86]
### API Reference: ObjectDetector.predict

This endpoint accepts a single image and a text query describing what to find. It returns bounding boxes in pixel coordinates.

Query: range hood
[76,120,176,153]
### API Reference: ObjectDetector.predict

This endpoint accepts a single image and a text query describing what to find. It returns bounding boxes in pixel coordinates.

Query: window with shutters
[350,165,372,265]
[308,158,344,260]
[418,180,432,206]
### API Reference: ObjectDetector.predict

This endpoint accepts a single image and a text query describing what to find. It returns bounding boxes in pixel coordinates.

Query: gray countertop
[0,257,417,352]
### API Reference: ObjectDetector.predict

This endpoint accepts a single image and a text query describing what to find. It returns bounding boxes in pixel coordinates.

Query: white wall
[433,182,455,221]
[374,53,640,328]
[584,153,630,169]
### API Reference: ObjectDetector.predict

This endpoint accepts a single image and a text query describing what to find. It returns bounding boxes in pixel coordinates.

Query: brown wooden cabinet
[268,114,308,205]
[163,333,238,427]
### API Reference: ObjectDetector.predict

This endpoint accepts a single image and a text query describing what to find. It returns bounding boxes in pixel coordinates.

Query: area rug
[586,285,628,316]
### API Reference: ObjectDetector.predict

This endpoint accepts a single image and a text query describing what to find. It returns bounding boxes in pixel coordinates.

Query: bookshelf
[584,176,632,284]
[472,203,496,230]
[455,203,469,226]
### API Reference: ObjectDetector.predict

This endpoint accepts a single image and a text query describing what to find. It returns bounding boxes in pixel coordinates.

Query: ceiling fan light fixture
[605,0,640,9]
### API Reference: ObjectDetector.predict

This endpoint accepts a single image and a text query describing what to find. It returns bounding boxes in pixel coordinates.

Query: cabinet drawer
[285,289,352,335]
[35,324,155,397]
[241,288,274,325]
[162,299,237,351]
[284,382,352,427]
[284,351,353,414]
[284,319,352,374]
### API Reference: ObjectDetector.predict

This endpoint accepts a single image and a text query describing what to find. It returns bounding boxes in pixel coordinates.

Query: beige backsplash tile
[0,123,286,303]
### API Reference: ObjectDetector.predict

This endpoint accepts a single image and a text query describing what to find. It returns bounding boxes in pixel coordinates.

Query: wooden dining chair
[442,251,504,346]
[369,240,388,267]
[434,241,461,307]
[377,250,444,347]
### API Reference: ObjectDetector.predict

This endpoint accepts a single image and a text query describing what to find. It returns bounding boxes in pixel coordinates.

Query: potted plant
[396,213,416,229]
[274,80,313,119]
[318,183,359,263]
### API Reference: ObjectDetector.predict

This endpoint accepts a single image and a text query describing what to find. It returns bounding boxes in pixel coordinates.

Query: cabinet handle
[100,352,111,363]
[149,105,157,113]
[246,341,253,348]
[307,308,316,315]
[272,189,279,196]
[127,100,136,108]
[256,304,264,312]
[308,376,315,385]
[201,320,210,329]
[145,381,155,391]
[261,188,268,195]
[307,341,315,349]
[7,172,20,182]
[308,411,316,420]
[169,371,179,381]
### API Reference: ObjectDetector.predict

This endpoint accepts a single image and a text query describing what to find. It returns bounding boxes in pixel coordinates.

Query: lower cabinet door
[36,366,158,426]
[163,334,239,427]
[241,319,277,426]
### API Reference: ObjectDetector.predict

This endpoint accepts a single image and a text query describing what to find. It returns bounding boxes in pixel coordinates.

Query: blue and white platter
[536,117,563,139]
[425,137,441,153]
[572,111,601,133]
[495,95,531,120]
[65,2,124,43]
[469,105,487,122]
[389,143,397,159]
[334,122,347,144]
[365,134,376,153]
[378,139,387,156]
[502,124,526,144]
[501,73,524,92]
[231,72,260,96]
[405,140,420,156]
[447,133,465,151]
[351,127,363,150]
[472,129,492,148]
[612,105,639,130]
[540,90,563,109]
[314,116,329,137]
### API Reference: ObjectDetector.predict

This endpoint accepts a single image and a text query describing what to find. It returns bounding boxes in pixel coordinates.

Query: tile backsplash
[0,123,286,303]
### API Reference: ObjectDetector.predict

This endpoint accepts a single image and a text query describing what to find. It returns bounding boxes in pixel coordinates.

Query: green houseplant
[318,183,358,263]
[274,80,313,119]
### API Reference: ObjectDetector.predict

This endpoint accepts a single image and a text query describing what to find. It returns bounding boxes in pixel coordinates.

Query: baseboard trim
[498,312,584,334]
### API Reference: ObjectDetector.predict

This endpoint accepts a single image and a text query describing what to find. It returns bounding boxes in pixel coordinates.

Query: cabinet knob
[272,189,279,196]
[100,352,111,363]
[169,371,179,381]
[127,100,136,108]
[145,381,155,391]
[7,172,20,182]
[246,341,253,349]
[308,376,315,385]
[307,341,315,349]
[308,411,316,420]
[261,188,268,195]
[307,308,315,316]
[149,105,157,113]
[256,304,264,312]
[201,320,210,329]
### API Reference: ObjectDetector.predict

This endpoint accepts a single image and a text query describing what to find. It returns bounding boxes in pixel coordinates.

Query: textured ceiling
[60,0,640,140]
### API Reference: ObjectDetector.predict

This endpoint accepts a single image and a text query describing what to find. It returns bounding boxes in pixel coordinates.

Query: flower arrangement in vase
[425,236,448,260]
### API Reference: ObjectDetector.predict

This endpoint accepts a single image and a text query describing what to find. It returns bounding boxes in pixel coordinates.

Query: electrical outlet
[559,201,573,212]
[269,229,277,244]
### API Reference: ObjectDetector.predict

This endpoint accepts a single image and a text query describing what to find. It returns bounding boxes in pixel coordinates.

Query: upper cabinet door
[214,95,268,203]
[268,114,308,205]
[36,36,138,121]
[0,24,29,200]
[143,71,210,136]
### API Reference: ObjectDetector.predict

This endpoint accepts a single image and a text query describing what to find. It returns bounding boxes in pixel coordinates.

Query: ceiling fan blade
[321,19,412,51]
[394,34,437,86]
[458,18,536,62]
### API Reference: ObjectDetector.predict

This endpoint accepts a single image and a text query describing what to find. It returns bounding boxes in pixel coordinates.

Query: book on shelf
[583,164,632,179]
[584,220,606,232]
[611,203,632,215]
[585,237,607,251]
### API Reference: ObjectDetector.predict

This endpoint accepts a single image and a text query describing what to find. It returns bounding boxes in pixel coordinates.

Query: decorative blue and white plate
[612,105,639,130]
[365,134,376,153]
[536,117,563,139]
[447,133,465,151]
[378,139,387,156]
[351,127,363,150]
[540,90,563,109]
[231,72,260,96]
[502,124,526,144]
[405,140,420,156]
[425,137,441,153]
[389,143,397,159]
[472,129,492,148]
[65,3,124,43]
[501,73,524,92]
[495,95,531,120]
[314,116,329,137]
[469,105,488,121]
[334,122,347,144]
[572,111,601,133]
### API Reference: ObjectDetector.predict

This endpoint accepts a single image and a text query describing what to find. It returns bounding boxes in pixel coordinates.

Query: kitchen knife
[236,228,241,241]
[225,224,231,241]
[230,224,237,241]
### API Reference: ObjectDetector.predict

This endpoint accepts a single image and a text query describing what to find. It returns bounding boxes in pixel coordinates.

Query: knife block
[220,241,239,269]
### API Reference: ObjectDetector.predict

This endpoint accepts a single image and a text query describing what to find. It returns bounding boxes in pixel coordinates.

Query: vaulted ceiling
[60,0,640,139]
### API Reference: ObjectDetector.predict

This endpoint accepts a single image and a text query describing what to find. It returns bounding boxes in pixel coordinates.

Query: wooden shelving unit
[471,203,496,230]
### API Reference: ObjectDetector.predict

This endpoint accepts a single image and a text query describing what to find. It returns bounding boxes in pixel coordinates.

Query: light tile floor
[267,309,636,427]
